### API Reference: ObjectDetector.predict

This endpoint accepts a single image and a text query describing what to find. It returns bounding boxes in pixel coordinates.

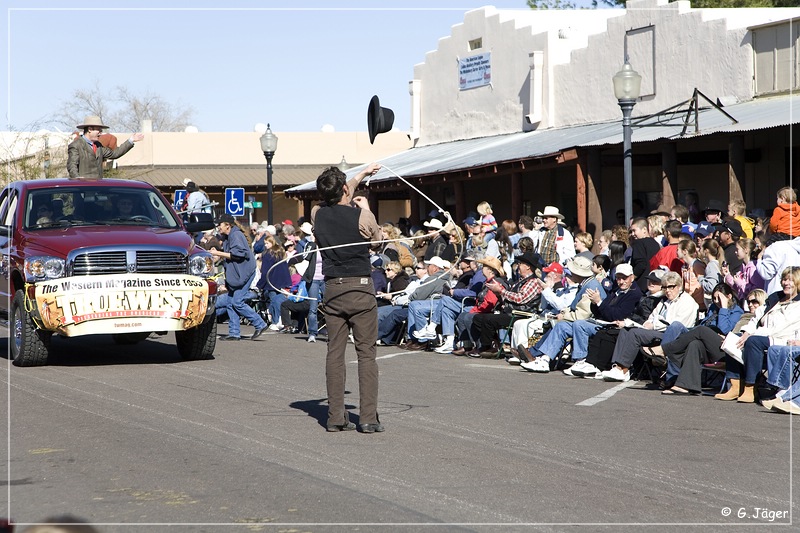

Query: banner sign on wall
[459,52,492,90]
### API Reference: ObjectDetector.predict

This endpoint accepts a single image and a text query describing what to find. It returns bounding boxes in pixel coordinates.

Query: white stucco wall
[412,6,620,146]
[557,0,800,127]
[411,0,800,145]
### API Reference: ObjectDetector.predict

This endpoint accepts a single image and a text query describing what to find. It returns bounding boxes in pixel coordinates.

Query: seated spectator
[423,219,456,262]
[756,235,800,295]
[535,262,574,316]
[520,256,608,372]
[257,235,291,330]
[411,255,490,354]
[522,263,642,374]
[659,282,744,395]
[573,269,666,378]
[762,341,800,414]
[468,252,542,357]
[600,271,699,382]
[449,257,508,355]
[279,278,311,334]
[700,238,724,297]
[377,257,451,347]
[722,237,765,301]
[718,266,800,403]
[376,261,410,307]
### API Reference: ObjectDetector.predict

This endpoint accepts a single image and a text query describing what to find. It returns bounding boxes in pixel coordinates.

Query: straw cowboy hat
[76,115,109,130]
[477,256,504,276]
[537,206,565,220]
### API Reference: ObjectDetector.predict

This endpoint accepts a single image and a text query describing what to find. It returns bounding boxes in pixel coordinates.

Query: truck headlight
[188,252,214,278]
[25,256,66,281]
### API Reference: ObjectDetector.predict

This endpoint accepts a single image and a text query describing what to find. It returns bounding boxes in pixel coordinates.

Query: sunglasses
[747,299,760,305]
[415,265,426,270]
[663,284,679,290]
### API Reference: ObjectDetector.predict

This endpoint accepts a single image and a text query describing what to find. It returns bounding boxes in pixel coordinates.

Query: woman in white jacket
[718,267,800,403]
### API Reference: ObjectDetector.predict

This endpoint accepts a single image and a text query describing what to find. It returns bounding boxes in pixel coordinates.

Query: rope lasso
[257,163,464,302]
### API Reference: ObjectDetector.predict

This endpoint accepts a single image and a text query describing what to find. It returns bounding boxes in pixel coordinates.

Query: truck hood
[19,226,196,257]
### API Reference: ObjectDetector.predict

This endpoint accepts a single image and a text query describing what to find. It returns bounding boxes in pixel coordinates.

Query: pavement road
[1,324,797,532]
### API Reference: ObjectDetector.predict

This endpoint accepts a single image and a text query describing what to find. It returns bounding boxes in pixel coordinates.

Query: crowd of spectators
[204,191,800,414]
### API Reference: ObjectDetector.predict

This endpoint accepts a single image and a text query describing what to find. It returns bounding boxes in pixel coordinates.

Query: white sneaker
[562,360,586,376]
[572,362,600,378]
[507,356,521,365]
[433,336,455,354]
[268,324,282,331]
[307,335,316,343]
[602,365,630,382]
[412,323,437,341]
[520,357,550,373]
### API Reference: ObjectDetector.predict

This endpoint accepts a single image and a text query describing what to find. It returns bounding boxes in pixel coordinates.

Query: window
[468,38,482,51]
[753,22,800,95]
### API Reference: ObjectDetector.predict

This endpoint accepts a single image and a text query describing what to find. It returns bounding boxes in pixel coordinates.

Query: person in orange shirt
[769,187,800,243]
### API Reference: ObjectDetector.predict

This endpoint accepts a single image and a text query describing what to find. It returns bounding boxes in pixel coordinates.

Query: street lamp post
[259,124,278,225]
[613,62,642,225]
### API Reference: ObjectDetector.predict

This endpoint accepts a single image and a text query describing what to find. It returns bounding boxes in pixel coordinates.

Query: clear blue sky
[2,0,599,134]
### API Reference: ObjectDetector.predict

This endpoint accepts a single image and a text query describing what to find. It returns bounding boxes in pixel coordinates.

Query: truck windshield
[24,187,181,230]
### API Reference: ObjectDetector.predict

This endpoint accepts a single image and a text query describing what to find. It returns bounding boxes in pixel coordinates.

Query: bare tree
[55,81,194,132]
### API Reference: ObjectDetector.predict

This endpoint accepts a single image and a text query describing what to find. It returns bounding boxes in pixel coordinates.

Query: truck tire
[10,290,51,367]
[111,332,152,345]
[175,317,216,360]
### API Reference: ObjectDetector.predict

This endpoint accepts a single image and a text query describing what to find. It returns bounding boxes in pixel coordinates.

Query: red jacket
[770,202,800,236]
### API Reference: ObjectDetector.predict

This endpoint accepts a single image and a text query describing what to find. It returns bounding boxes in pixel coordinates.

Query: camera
[534,216,543,225]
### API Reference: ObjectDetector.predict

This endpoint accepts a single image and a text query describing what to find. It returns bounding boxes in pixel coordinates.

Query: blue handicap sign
[174,189,187,211]
[225,188,245,217]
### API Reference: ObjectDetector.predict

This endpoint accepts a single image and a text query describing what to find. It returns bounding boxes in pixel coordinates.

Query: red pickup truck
[0,178,218,366]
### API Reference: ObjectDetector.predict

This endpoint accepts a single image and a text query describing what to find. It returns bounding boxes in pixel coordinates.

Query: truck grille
[71,250,187,276]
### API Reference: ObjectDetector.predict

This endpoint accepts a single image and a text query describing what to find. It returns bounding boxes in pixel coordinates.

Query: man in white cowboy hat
[423,218,456,263]
[536,205,575,265]
[67,115,145,179]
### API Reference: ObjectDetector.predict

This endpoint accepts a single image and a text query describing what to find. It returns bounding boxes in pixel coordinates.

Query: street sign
[251,201,263,208]
[225,188,245,216]
[174,189,187,211]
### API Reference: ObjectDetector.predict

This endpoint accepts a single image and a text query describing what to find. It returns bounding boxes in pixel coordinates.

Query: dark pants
[663,326,725,392]
[472,313,512,349]
[322,277,379,427]
[280,299,310,330]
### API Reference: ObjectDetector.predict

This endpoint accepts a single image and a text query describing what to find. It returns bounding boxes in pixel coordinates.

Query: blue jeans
[431,296,470,336]
[725,335,770,384]
[767,345,800,395]
[306,280,325,335]
[268,289,287,325]
[215,290,258,318]
[226,274,267,337]
[408,299,436,337]
[378,306,408,344]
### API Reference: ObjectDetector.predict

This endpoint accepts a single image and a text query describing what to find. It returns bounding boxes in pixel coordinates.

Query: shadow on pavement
[289,396,357,430]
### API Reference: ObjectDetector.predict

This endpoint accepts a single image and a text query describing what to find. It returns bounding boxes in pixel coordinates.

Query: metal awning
[116,165,328,190]
[285,93,799,196]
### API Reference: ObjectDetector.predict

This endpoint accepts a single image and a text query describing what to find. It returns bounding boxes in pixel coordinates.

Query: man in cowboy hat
[536,205,575,265]
[67,115,145,179]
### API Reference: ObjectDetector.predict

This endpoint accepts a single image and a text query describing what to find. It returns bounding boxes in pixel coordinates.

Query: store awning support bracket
[631,88,738,135]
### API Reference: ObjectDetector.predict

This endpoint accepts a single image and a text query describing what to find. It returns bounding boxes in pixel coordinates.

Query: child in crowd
[768,186,800,244]
[476,201,497,241]
[728,198,754,239]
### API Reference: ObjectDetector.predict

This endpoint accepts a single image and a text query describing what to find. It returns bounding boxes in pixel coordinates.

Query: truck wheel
[175,318,216,360]
[10,290,51,367]
[111,332,152,345]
